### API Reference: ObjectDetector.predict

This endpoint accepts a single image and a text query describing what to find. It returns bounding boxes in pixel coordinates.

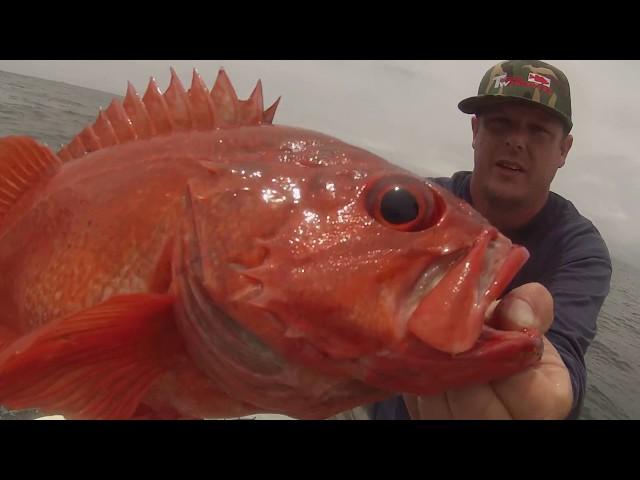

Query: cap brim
[458,95,518,114]
[458,94,573,131]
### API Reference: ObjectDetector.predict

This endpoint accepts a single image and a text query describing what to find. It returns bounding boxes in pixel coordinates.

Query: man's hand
[403,283,573,419]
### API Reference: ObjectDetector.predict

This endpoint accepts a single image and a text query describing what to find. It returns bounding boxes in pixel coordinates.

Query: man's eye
[531,126,551,137]
[488,119,509,130]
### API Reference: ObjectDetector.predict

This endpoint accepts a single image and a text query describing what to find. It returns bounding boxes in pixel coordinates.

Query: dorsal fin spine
[263,97,281,124]
[105,100,137,143]
[210,69,239,126]
[79,126,102,152]
[164,67,194,131]
[68,137,87,158]
[59,147,72,163]
[123,83,156,140]
[239,80,264,124]
[93,110,119,148]
[188,69,216,129]
[142,78,174,135]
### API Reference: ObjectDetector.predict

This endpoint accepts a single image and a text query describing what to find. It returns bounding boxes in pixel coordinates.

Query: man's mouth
[496,160,525,173]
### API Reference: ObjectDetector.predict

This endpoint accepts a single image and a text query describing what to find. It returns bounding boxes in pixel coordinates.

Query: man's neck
[469,186,548,235]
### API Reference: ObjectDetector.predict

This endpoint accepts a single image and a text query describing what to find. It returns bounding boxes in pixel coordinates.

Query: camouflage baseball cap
[458,60,573,132]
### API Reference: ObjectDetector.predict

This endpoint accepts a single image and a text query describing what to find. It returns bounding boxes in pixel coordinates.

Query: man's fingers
[489,282,554,334]
[403,394,452,419]
[404,385,515,420]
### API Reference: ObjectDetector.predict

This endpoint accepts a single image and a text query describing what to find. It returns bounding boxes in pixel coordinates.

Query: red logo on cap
[528,73,551,88]
[493,74,553,95]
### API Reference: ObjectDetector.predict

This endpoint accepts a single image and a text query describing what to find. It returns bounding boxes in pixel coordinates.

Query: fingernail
[505,298,535,329]
[485,299,500,321]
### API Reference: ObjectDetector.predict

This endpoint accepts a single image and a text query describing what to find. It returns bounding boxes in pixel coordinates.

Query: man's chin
[485,188,529,209]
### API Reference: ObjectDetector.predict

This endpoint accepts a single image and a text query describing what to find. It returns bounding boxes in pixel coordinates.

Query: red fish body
[0,69,542,419]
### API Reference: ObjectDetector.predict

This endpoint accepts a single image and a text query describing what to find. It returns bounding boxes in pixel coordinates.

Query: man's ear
[471,116,479,150]
[559,134,573,168]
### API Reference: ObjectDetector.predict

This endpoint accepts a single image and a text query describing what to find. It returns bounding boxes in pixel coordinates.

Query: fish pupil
[380,188,419,224]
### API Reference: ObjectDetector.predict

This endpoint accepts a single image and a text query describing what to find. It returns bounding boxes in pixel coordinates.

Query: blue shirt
[371,171,613,420]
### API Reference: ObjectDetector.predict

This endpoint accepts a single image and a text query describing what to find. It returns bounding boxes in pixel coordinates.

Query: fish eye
[366,176,441,232]
[380,187,420,224]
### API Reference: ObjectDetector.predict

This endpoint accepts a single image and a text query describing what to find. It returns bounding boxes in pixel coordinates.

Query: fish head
[173,125,542,412]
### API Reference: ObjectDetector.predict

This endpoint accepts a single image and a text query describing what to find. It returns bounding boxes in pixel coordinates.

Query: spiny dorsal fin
[0,136,62,224]
[57,67,281,162]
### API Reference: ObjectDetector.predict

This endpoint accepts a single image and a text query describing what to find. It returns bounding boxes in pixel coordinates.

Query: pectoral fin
[0,294,184,419]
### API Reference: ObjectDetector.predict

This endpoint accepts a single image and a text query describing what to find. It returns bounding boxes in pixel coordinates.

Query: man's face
[471,102,573,208]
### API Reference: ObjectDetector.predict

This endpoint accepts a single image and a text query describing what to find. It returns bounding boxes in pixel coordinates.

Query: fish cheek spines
[170,178,289,400]
[177,169,283,299]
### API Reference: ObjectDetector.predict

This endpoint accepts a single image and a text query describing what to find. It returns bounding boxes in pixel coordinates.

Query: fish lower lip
[407,251,467,307]
[455,325,544,360]
[483,244,529,300]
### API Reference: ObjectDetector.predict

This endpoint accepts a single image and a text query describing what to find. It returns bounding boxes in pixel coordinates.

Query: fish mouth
[360,237,542,396]
[404,230,538,356]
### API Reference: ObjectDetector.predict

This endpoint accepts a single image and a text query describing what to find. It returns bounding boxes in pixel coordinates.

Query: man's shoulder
[546,191,611,264]
[428,171,471,197]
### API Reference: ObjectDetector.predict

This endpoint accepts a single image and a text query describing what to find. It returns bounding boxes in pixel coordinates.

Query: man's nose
[505,131,526,150]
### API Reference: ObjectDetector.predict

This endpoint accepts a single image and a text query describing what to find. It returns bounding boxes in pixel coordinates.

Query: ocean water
[581,259,640,419]
[0,69,637,420]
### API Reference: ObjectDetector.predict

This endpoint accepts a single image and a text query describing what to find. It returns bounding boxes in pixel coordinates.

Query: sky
[0,60,637,267]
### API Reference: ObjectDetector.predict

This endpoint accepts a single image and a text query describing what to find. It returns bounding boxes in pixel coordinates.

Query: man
[366,60,612,420]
